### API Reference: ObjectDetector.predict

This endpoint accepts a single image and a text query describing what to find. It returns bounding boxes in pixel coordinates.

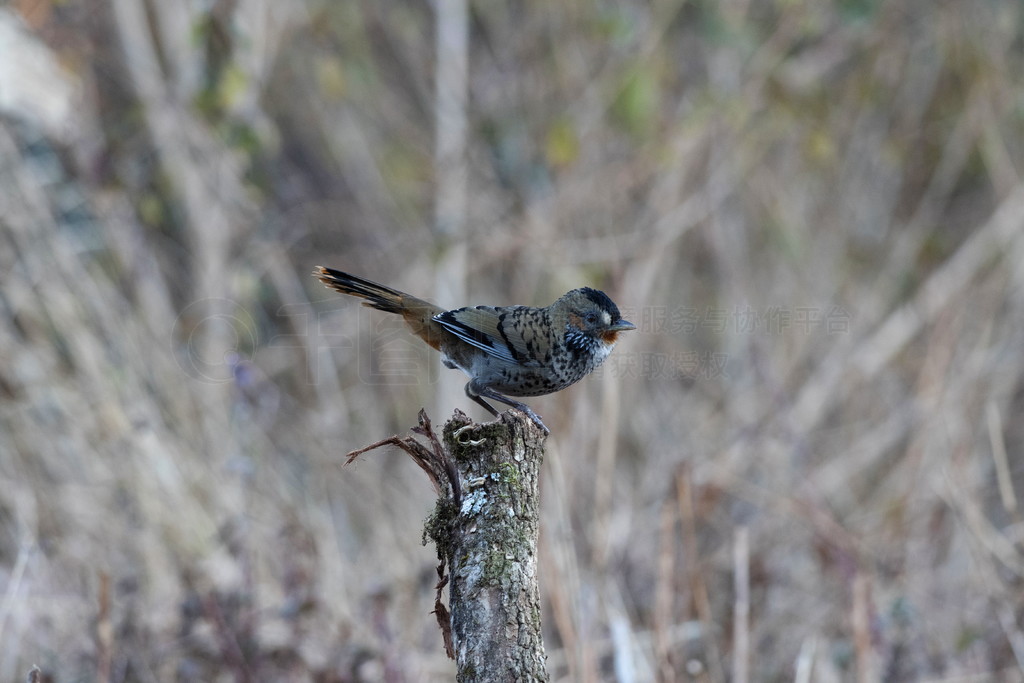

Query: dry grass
[2,0,1024,680]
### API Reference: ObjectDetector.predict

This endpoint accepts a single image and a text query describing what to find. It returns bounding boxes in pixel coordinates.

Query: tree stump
[347,408,548,680]
[428,410,549,682]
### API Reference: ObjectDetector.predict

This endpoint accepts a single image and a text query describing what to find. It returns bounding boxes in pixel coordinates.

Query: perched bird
[314,267,635,433]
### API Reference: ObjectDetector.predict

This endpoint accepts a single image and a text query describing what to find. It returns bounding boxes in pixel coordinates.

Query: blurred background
[2,0,1024,680]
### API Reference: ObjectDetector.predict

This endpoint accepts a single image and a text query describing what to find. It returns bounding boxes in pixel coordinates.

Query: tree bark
[428,410,549,682]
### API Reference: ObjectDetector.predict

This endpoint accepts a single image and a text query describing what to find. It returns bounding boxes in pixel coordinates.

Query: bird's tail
[313,266,411,314]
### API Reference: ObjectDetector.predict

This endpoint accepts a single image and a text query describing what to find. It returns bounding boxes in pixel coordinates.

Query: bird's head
[558,287,636,349]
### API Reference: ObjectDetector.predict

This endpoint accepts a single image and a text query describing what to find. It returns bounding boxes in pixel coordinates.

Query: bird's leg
[465,382,550,435]
[466,390,500,417]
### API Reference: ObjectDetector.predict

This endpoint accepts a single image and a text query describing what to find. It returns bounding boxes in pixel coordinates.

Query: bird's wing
[433,306,536,365]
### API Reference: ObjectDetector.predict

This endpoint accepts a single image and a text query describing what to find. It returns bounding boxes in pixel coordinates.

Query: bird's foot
[469,385,550,435]
[507,403,550,435]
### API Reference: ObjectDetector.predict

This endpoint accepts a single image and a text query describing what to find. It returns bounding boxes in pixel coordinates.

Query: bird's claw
[512,406,550,435]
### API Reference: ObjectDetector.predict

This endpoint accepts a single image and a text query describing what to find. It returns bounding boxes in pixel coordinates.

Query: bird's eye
[584,312,598,325]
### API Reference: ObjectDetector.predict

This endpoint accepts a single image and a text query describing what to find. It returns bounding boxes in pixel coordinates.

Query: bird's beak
[608,320,637,332]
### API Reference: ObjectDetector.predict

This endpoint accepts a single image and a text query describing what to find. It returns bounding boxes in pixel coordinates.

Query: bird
[313,266,635,433]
